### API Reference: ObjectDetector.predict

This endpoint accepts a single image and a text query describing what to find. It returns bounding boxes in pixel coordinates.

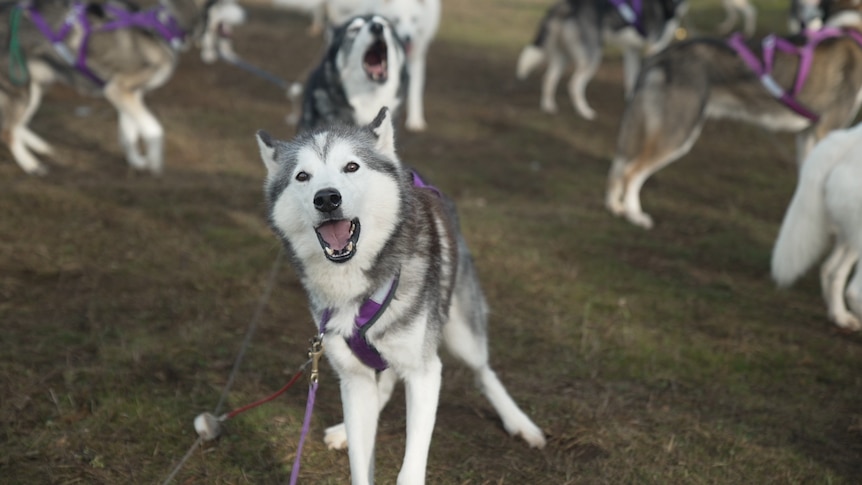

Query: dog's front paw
[323,423,348,450]
[518,423,547,449]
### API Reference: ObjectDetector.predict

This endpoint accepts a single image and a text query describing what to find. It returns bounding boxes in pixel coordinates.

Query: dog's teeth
[347,241,354,252]
[325,247,334,256]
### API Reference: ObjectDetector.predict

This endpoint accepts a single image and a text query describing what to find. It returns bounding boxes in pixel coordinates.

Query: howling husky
[0,0,244,174]
[771,122,862,331]
[298,14,408,132]
[606,0,862,229]
[515,0,688,120]
[256,107,546,485]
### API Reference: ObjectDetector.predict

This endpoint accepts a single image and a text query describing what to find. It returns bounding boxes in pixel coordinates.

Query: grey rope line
[160,247,285,484]
[215,247,285,415]
[160,437,202,485]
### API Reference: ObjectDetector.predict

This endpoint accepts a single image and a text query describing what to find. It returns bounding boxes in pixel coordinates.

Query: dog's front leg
[397,355,442,485]
[341,368,380,485]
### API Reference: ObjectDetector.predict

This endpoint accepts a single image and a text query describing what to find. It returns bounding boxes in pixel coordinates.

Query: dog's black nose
[314,188,342,213]
[370,22,383,35]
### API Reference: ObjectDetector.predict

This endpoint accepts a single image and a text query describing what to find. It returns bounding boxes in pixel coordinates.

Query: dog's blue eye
[296,171,310,182]
[345,162,359,173]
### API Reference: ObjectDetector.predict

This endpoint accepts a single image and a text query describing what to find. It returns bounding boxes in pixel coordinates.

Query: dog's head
[332,14,406,86]
[257,107,402,271]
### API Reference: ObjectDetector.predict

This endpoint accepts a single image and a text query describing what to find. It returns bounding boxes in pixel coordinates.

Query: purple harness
[24,1,186,86]
[608,0,645,36]
[727,27,862,121]
[318,171,441,372]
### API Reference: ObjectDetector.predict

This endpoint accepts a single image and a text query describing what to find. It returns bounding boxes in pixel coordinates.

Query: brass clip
[307,335,324,385]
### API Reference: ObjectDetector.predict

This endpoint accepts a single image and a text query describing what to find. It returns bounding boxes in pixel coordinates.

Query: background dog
[298,14,408,132]
[0,0,244,175]
[257,107,546,484]
[289,0,440,131]
[771,122,862,331]
[516,0,688,120]
[605,0,862,229]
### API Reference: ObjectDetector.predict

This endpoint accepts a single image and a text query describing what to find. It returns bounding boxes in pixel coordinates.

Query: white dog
[771,122,862,331]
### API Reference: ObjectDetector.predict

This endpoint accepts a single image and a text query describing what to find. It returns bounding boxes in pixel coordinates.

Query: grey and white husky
[516,0,688,120]
[0,0,244,175]
[606,0,862,229]
[257,107,546,485]
[298,14,407,132]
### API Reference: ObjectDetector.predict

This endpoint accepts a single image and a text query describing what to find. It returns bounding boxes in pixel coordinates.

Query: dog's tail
[516,3,565,80]
[771,127,857,286]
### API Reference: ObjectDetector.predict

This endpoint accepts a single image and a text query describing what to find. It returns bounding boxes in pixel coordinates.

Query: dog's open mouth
[315,218,360,263]
[363,40,388,83]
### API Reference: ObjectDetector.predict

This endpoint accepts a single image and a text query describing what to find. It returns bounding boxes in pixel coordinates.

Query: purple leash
[290,380,319,485]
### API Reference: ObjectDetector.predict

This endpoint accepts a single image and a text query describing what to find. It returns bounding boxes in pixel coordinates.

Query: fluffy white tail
[516,45,545,80]
[771,128,859,286]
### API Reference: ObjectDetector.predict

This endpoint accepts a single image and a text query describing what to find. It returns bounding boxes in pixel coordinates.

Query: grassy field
[3,0,862,483]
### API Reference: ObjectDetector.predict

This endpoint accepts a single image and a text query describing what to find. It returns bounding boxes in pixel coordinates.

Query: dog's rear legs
[5,82,51,174]
[822,243,861,330]
[104,84,164,174]
[442,295,546,449]
[540,48,567,114]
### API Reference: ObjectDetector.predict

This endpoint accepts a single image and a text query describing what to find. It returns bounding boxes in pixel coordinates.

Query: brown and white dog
[605,0,862,228]
[0,0,244,175]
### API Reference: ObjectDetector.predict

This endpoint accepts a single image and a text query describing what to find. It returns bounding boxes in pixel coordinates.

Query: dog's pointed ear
[368,107,396,159]
[256,130,279,176]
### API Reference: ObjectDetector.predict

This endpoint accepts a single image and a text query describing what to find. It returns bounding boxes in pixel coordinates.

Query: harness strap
[24,0,190,86]
[725,27,861,122]
[607,0,644,37]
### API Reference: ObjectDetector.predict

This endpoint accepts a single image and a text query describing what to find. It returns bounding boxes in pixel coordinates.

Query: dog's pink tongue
[317,220,351,250]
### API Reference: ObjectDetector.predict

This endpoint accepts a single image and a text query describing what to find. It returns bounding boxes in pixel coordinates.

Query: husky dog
[301,0,440,131]
[0,0,245,175]
[257,107,546,485]
[772,122,862,331]
[718,0,757,36]
[605,0,862,229]
[515,0,688,120]
[298,14,407,132]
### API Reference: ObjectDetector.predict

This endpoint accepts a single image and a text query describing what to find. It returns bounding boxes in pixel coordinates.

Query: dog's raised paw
[323,423,348,450]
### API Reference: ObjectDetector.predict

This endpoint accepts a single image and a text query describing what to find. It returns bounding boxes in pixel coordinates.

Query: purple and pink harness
[23,0,187,86]
[726,27,862,121]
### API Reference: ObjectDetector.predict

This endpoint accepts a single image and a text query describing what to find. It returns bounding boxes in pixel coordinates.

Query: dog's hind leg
[562,23,600,119]
[104,84,164,174]
[824,242,861,330]
[405,45,429,132]
[540,47,567,114]
[4,86,47,175]
[324,368,398,450]
[442,280,546,449]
